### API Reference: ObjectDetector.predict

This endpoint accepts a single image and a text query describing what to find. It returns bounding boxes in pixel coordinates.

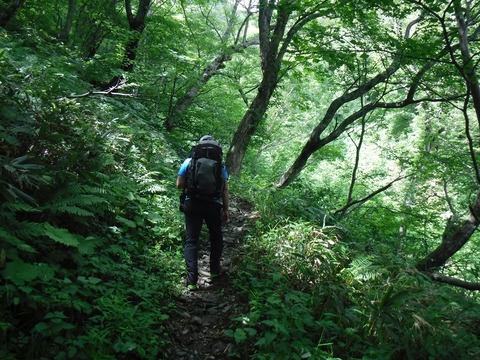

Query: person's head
[199,135,215,142]
[198,134,222,153]
[199,135,221,147]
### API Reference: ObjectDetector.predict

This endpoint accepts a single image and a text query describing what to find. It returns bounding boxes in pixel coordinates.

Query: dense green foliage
[0,29,185,358]
[2,0,480,359]
[228,186,480,359]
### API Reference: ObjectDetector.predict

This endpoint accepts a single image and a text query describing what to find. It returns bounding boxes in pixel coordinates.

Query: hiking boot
[209,269,225,279]
[185,276,198,291]
[210,260,222,278]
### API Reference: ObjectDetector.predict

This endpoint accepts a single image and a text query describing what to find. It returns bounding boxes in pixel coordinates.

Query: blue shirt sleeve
[178,158,191,177]
[222,165,229,180]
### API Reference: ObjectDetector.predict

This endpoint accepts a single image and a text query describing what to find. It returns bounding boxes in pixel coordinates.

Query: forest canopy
[1,0,480,359]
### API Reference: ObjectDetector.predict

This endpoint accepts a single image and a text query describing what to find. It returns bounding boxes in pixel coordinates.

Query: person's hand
[222,209,229,223]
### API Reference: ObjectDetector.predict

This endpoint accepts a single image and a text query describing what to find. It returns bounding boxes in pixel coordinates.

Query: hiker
[177,135,230,290]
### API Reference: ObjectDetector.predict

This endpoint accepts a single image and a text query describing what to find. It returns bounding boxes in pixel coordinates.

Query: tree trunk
[275,63,398,188]
[454,3,480,128]
[416,191,480,271]
[0,0,25,27]
[226,76,276,173]
[165,53,232,131]
[415,3,480,273]
[164,0,255,132]
[341,113,366,218]
[275,16,432,188]
[58,0,76,43]
[121,0,151,72]
[225,0,293,175]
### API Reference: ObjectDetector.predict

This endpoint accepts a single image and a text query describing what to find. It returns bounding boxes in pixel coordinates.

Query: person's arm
[221,180,229,222]
[177,175,186,189]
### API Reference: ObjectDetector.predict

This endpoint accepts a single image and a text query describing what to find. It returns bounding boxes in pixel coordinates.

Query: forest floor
[166,195,259,360]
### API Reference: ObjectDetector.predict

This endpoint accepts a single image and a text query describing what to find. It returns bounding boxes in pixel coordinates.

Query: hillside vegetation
[2,1,480,359]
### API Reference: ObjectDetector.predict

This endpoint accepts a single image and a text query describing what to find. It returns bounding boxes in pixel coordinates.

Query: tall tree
[58,0,76,43]
[122,0,152,72]
[0,0,25,27]
[275,8,430,188]
[415,1,480,283]
[225,0,328,175]
[268,0,480,287]
[164,0,257,131]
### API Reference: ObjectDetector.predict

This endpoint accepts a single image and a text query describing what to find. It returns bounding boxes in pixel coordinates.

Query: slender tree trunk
[58,0,76,43]
[165,54,232,131]
[275,16,429,187]
[226,70,279,174]
[164,0,255,132]
[415,3,480,272]
[225,0,330,175]
[341,116,366,218]
[0,0,25,27]
[226,0,293,175]
[93,0,150,89]
[275,69,395,188]
[84,28,104,59]
[122,0,151,72]
[455,3,480,127]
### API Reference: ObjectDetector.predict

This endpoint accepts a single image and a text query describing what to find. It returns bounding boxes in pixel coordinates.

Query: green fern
[45,183,109,216]
[348,255,384,282]
[0,216,80,250]
[43,223,80,247]
[3,201,39,213]
[0,227,36,253]
[9,221,46,242]
[47,204,95,217]
[0,203,40,252]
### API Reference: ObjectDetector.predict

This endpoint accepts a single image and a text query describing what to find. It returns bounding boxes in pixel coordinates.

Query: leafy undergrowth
[226,218,480,360]
[2,26,480,360]
[0,30,185,359]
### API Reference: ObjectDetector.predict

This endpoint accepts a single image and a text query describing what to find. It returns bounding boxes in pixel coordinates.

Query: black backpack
[186,139,224,201]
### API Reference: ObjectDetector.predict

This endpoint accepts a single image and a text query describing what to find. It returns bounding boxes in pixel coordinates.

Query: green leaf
[49,205,94,217]
[114,340,137,353]
[0,228,36,252]
[1,260,54,286]
[233,328,247,342]
[2,261,38,285]
[45,311,69,320]
[43,223,80,247]
[244,327,257,336]
[78,236,97,255]
[34,322,50,333]
[36,263,55,281]
[88,277,102,285]
[115,215,137,228]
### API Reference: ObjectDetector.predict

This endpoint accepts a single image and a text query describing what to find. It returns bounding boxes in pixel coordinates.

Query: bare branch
[61,91,136,99]
[423,272,480,291]
[333,175,408,216]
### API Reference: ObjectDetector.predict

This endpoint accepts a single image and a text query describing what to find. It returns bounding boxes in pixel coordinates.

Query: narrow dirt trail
[166,195,258,360]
